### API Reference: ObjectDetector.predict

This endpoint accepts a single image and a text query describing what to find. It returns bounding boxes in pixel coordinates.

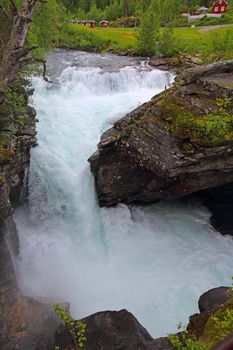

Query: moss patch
[169,301,233,350]
[0,148,15,161]
[150,93,233,147]
[0,172,5,184]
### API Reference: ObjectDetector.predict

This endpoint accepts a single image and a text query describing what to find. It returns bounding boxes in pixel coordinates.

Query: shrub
[168,304,233,350]
[54,304,87,350]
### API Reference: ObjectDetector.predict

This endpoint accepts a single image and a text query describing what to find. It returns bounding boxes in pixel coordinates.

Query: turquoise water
[14,51,233,338]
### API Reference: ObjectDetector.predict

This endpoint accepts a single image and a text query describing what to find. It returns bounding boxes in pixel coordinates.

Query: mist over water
[14,51,233,338]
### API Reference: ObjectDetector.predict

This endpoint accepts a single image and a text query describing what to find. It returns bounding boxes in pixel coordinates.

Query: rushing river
[14,50,233,338]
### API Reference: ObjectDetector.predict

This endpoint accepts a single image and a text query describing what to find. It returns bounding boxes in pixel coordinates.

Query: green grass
[62,24,233,59]
[91,27,137,50]
[174,26,233,57]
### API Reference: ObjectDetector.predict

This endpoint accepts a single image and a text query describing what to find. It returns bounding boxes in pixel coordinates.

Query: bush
[54,304,87,350]
[173,15,190,28]
[112,16,140,27]
[168,304,233,350]
[195,13,233,27]
[203,29,233,62]
[155,25,178,57]
[60,25,112,51]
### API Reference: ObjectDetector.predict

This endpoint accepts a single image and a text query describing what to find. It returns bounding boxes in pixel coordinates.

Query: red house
[212,0,228,14]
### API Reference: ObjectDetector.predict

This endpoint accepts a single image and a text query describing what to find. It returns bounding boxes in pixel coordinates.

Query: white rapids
[14,50,233,338]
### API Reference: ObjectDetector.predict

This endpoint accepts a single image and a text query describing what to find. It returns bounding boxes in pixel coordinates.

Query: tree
[123,0,129,16]
[137,9,159,55]
[0,0,48,104]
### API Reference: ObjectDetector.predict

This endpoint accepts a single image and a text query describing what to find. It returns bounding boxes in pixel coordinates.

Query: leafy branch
[54,304,87,350]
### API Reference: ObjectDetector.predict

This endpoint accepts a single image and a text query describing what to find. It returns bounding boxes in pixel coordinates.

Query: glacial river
[14,50,233,338]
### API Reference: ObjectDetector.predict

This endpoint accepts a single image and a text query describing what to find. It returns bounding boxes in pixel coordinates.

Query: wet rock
[198,287,233,313]
[152,337,176,350]
[0,220,63,350]
[55,309,158,350]
[89,60,233,208]
[187,312,212,338]
[149,54,203,73]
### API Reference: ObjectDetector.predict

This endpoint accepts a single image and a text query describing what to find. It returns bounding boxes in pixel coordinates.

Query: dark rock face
[187,311,212,338]
[0,87,61,349]
[55,309,175,350]
[198,287,233,313]
[0,105,37,218]
[203,183,233,236]
[186,287,233,349]
[89,60,233,208]
[152,337,176,350]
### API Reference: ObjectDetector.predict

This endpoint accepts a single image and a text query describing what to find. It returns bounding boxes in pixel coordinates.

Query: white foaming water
[14,51,233,338]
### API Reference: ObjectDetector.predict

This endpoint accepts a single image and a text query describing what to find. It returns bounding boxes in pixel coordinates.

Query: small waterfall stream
[14,51,233,338]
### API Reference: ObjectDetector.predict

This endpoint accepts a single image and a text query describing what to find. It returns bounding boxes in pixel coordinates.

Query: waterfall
[14,51,233,338]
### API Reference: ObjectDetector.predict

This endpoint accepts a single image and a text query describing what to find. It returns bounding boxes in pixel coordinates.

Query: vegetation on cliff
[0,0,68,160]
[157,93,233,146]
[169,296,233,350]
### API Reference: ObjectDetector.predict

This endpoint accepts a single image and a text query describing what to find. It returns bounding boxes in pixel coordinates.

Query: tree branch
[9,0,18,17]
[0,5,11,20]
[20,57,52,83]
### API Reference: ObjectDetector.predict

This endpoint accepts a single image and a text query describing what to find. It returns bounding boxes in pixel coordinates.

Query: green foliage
[61,25,112,50]
[137,10,158,54]
[160,95,233,146]
[0,76,27,131]
[210,29,233,61]
[112,15,139,27]
[137,0,181,56]
[27,0,68,56]
[156,25,178,57]
[168,304,233,350]
[172,113,233,145]
[54,304,87,350]
[194,13,233,27]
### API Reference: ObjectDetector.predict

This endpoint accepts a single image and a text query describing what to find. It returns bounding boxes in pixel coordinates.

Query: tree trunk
[0,0,44,104]
[124,0,129,17]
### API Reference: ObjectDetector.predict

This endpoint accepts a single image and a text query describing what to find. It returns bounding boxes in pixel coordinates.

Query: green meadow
[62,24,233,60]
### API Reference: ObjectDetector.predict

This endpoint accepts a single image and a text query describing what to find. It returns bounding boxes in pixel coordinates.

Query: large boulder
[54,309,174,350]
[198,287,233,313]
[88,60,233,208]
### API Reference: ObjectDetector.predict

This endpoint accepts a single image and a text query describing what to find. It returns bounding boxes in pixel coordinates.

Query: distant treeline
[59,0,216,20]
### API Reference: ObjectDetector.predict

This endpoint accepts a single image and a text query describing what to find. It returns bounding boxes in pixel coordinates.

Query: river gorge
[12,50,233,339]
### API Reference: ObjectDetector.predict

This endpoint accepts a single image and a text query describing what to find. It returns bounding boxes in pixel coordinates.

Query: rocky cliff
[89,61,233,232]
[0,79,60,350]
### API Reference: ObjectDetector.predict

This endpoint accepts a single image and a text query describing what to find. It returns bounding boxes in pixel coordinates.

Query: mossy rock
[170,298,233,350]
[0,148,15,161]
[200,302,233,346]
[0,133,12,147]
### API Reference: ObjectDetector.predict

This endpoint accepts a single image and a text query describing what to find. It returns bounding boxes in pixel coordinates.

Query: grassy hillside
[61,24,233,61]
